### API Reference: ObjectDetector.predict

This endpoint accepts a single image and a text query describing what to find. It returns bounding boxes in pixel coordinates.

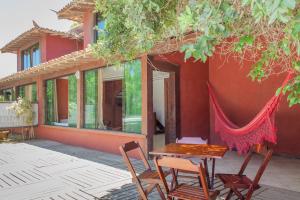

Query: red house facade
[0,0,299,157]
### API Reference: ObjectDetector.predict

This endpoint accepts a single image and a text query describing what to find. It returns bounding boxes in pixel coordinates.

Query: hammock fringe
[208,72,292,154]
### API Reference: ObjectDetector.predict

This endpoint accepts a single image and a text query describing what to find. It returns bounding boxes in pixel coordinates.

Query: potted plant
[8,97,35,139]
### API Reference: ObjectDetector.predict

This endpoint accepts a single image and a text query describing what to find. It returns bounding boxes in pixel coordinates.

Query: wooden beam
[141,55,154,156]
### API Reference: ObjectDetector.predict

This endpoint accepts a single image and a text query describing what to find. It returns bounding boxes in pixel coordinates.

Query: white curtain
[53,80,59,122]
[24,85,32,102]
[97,68,105,129]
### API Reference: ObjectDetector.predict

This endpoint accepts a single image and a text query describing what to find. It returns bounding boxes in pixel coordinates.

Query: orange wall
[209,54,300,156]
[83,9,95,48]
[56,79,69,121]
[36,125,146,156]
[156,52,210,139]
[45,35,83,61]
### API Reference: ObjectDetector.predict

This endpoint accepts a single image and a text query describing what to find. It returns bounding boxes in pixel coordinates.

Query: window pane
[68,75,77,127]
[18,86,25,98]
[17,84,37,102]
[82,60,142,134]
[22,44,40,70]
[45,80,55,124]
[94,14,105,41]
[31,84,37,102]
[123,60,142,133]
[98,20,105,30]
[22,50,31,70]
[84,70,98,128]
[32,46,41,66]
[3,88,13,101]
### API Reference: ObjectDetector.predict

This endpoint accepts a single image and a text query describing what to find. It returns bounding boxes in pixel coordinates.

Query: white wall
[153,71,169,126]
[0,103,38,128]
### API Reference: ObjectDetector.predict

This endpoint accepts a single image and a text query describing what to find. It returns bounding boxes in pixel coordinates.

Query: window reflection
[45,75,77,127]
[17,83,37,102]
[83,60,142,133]
[21,44,40,70]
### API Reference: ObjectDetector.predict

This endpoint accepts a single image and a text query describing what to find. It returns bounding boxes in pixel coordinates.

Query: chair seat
[137,169,170,184]
[169,184,219,200]
[216,174,259,189]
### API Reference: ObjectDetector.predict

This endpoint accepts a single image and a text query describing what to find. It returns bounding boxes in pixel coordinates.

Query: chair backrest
[154,156,210,199]
[119,141,151,179]
[238,144,273,189]
[176,137,208,144]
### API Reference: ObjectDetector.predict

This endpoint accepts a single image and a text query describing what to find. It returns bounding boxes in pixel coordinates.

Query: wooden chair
[119,141,168,200]
[176,137,216,188]
[154,156,220,200]
[216,144,273,200]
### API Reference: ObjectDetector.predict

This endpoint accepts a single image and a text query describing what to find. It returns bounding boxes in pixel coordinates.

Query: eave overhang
[57,0,95,23]
[1,25,82,54]
[0,32,198,89]
[0,48,101,89]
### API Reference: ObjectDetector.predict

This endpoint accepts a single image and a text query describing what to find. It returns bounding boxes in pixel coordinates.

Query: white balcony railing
[0,103,38,128]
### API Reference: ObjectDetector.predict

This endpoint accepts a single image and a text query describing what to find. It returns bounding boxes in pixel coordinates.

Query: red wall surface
[36,125,146,156]
[156,52,210,140]
[56,79,68,121]
[209,54,300,156]
[83,9,95,48]
[45,35,83,61]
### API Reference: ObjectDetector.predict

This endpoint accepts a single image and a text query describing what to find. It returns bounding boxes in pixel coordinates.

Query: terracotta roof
[0,48,101,88]
[0,32,198,89]
[57,0,95,22]
[1,24,82,54]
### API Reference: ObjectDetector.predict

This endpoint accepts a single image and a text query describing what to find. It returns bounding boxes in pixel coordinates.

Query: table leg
[211,158,216,189]
[170,168,177,190]
[203,159,211,189]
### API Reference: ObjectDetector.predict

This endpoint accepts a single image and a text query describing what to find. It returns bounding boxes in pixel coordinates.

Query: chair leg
[225,189,234,200]
[245,187,255,200]
[156,184,166,200]
[135,181,148,200]
[232,188,244,200]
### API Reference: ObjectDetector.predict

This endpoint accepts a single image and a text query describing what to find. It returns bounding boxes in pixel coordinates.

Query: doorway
[150,58,179,150]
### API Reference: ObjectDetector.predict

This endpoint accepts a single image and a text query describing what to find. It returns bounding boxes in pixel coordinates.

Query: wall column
[37,77,45,125]
[141,55,154,155]
[77,71,84,128]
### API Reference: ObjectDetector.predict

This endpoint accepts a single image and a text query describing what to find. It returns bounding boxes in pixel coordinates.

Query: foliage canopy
[93,0,300,106]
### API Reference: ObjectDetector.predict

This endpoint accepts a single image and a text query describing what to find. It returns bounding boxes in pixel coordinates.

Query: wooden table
[150,143,228,188]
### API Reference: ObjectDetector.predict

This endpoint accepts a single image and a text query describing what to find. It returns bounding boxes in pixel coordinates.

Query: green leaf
[280,40,291,55]
[276,87,282,96]
[283,0,296,9]
[293,61,300,72]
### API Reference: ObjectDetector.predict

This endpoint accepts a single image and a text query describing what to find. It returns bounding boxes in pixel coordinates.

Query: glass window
[123,61,142,133]
[21,44,40,70]
[84,69,98,128]
[2,88,15,101]
[17,83,37,103]
[94,13,105,42]
[83,60,142,134]
[68,75,77,127]
[45,80,55,124]
[45,75,77,127]
[32,45,41,66]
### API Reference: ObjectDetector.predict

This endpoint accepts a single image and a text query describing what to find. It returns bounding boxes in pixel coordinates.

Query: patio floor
[0,140,299,200]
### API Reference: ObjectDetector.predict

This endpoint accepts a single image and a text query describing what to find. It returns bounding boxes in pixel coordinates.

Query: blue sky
[0,0,72,78]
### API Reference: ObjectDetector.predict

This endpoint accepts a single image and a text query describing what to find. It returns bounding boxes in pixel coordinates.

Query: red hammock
[208,73,292,154]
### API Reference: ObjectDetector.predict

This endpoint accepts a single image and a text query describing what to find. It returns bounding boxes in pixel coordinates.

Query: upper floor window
[21,44,41,70]
[94,13,105,42]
